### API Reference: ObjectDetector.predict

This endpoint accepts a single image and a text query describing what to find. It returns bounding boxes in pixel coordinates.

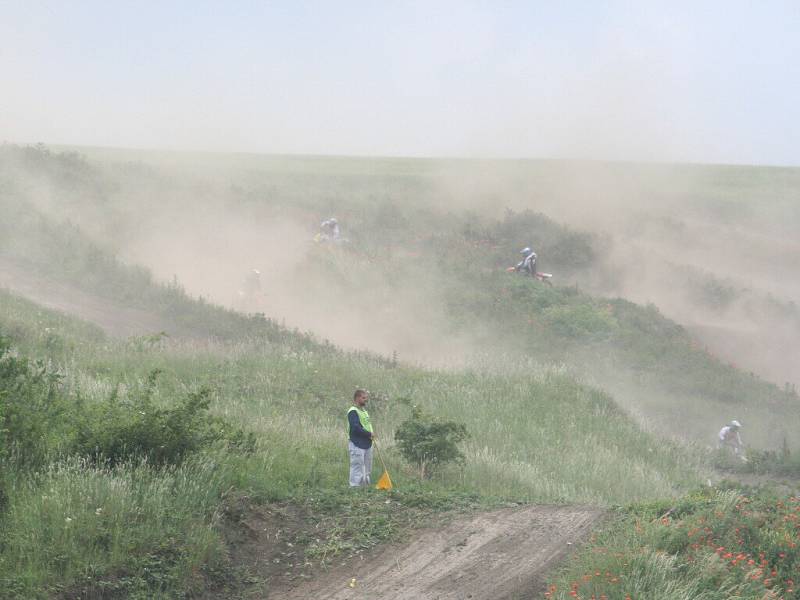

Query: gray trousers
[349,441,373,487]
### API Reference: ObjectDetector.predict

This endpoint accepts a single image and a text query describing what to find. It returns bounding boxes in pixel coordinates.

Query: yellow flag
[376,470,393,490]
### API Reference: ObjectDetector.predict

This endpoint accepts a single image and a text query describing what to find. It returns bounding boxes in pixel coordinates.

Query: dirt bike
[313,233,349,245]
[506,266,553,285]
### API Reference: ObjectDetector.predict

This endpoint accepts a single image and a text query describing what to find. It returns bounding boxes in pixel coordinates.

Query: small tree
[395,404,468,479]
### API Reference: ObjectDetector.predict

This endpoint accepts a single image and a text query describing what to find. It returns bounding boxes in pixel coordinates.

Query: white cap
[730,420,742,428]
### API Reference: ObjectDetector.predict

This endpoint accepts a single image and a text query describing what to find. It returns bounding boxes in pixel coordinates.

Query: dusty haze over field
[5,146,800,392]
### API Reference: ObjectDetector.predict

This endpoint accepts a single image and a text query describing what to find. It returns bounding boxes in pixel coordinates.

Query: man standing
[348,389,374,487]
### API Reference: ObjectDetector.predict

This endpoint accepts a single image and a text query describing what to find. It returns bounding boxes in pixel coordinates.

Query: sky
[1,1,799,165]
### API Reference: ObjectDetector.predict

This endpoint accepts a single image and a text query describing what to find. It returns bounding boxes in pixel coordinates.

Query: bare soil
[0,256,170,336]
[276,504,604,600]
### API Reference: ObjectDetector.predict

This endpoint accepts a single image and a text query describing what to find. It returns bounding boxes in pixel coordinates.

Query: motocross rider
[243,269,261,297]
[515,247,538,276]
[718,420,744,457]
[320,217,341,242]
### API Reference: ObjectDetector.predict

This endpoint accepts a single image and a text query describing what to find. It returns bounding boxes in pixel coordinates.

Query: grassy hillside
[2,144,798,451]
[3,145,800,598]
[0,283,706,598]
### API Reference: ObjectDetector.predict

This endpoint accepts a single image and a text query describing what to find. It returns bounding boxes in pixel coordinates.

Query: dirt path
[0,256,170,337]
[279,505,604,600]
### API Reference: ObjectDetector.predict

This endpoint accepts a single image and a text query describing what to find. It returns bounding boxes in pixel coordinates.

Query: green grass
[0,286,707,597]
[3,144,800,598]
[547,487,800,599]
[1,457,230,599]
[3,144,798,455]
[0,287,706,504]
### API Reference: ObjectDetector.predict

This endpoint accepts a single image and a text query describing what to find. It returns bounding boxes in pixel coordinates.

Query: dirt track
[0,256,169,337]
[279,505,604,600]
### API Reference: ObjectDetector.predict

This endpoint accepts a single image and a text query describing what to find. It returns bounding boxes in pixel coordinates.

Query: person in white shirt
[718,420,744,458]
[320,217,341,242]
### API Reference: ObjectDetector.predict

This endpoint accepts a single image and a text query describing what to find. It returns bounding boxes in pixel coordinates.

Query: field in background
[2,144,799,451]
[2,144,799,598]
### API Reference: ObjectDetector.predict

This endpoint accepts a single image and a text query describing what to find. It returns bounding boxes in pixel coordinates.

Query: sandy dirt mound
[0,256,169,337]
[279,504,603,600]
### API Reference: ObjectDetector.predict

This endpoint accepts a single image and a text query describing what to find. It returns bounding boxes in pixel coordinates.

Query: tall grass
[547,489,800,599]
[10,145,798,596]
[5,310,705,505]
[4,145,798,454]
[0,286,714,596]
[1,457,228,598]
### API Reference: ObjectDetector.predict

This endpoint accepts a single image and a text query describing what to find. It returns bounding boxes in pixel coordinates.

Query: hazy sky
[1,1,799,165]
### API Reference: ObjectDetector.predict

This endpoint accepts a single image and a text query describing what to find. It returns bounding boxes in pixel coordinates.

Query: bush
[394,403,468,479]
[713,444,800,477]
[72,370,243,467]
[0,335,68,470]
[0,332,254,476]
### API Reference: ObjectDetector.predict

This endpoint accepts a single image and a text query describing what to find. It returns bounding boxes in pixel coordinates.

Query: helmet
[329,217,338,224]
[730,420,742,428]
[520,247,532,256]
[252,269,261,275]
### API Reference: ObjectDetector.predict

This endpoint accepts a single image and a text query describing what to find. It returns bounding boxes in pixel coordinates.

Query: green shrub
[395,403,468,479]
[0,336,69,470]
[714,445,800,477]
[72,370,240,467]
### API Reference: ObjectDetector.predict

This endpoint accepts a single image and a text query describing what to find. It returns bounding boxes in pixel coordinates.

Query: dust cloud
[0,148,483,365]
[4,146,800,447]
[426,159,800,388]
[8,147,800,385]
